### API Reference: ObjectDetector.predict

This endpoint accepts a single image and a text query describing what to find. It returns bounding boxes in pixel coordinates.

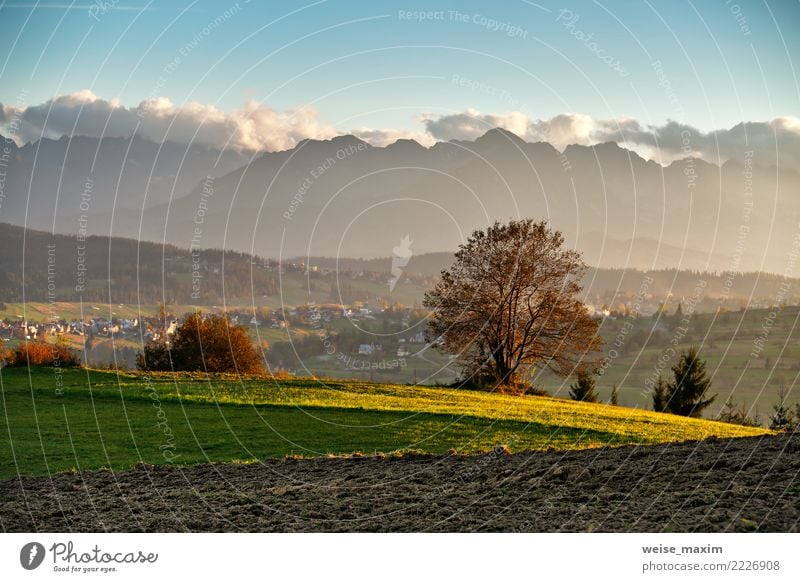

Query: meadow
[0,366,767,479]
[6,299,800,418]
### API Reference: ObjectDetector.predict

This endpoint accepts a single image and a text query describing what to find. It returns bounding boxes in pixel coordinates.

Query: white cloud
[607,117,800,167]
[423,109,645,151]
[422,109,800,166]
[422,108,531,143]
[0,91,338,152]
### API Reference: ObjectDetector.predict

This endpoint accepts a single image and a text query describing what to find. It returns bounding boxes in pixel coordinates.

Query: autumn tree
[423,219,602,388]
[137,312,264,374]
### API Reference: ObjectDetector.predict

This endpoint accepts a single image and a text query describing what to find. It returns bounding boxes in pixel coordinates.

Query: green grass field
[0,366,768,479]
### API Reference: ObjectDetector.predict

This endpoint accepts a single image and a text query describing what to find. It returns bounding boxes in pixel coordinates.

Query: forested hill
[0,223,275,305]
[2,223,798,310]
[308,254,800,310]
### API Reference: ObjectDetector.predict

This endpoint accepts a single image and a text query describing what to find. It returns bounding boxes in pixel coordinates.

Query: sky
[0,0,798,159]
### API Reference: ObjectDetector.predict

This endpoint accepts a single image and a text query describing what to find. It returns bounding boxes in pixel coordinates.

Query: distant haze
[1,127,798,274]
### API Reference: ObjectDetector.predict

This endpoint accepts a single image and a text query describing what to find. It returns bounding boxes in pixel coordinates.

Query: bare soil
[2,434,799,532]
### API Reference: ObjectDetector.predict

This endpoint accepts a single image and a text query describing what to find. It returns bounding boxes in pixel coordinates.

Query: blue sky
[0,0,798,147]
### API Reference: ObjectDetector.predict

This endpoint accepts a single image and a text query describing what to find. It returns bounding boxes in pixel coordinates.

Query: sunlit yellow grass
[100,371,769,444]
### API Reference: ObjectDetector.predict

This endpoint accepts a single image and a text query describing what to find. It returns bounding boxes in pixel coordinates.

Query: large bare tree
[424,219,602,387]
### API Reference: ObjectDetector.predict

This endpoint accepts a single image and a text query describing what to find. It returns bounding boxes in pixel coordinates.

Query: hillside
[2,223,797,309]
[0,222,277,304]
[0,367,767,480]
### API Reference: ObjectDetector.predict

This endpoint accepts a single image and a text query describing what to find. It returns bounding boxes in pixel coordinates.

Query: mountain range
[2,128,797,273]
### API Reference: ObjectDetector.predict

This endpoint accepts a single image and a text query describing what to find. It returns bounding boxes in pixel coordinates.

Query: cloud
[422,108,531,143]
[421,109,800,166]
[0,91,338,152]
[601,117,800,167]
[2,92,798,166]
[423,109,650,151]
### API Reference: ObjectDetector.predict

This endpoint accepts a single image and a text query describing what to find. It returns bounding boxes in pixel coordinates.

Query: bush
[136,312,265,374]
[136,339,171,372]
[717,397,761,427]
[4,339,81,367]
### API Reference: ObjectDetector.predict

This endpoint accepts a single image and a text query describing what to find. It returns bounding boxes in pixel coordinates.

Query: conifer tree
[569,370,599,403]
[769,388,797,431]
[654,347,716,417]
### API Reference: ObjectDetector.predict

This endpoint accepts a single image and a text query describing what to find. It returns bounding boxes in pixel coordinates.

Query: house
[408,331,426,344]
[121,318,138,331]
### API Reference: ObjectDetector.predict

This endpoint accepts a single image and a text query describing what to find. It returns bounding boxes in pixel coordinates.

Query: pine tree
[569,370,598,403]
[652,374,670,413]
[769,388,797,431]
[610,383,619,406]
[665,347,716,417]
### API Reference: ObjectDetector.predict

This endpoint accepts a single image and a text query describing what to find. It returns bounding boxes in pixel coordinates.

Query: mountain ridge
[2,128,798,273]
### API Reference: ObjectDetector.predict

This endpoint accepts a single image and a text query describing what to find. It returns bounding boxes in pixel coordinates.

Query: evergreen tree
[769,388,797,432]
[652,374,670,413]
[662,347,717,417]
[610,383,619,406]
[569,370,599,403]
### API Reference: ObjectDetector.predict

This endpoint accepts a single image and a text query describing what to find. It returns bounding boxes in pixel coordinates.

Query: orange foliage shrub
[5,341,81,367]
[136,312,264,374]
